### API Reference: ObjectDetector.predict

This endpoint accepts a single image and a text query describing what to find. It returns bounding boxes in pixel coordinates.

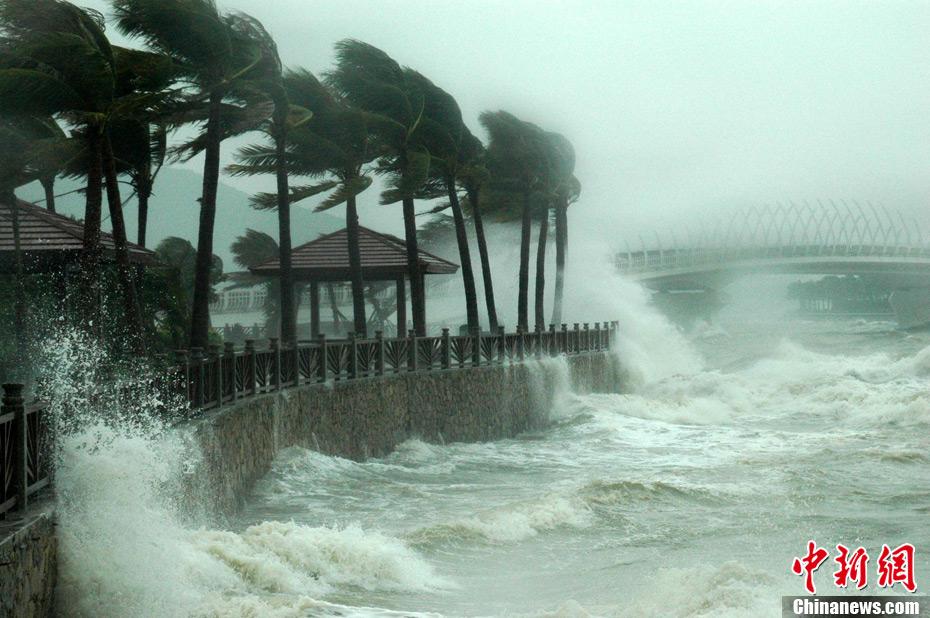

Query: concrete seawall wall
[184,351,624,519]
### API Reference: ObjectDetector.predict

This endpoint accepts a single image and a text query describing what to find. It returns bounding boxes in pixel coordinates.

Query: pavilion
[0,198,156,273]
[250,226,458,337]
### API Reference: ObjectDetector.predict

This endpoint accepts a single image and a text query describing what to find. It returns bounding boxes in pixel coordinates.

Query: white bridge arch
[615,200,930,291]
[615,201,930,327]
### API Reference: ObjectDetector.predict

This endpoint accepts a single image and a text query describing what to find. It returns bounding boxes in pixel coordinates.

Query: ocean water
[49,311,930,617]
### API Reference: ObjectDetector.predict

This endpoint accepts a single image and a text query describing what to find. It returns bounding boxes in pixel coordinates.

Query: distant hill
[16,167,343,269]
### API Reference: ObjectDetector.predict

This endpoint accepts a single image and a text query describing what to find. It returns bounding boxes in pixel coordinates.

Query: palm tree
[230,228,283,336]
[109,46,176,248]
[480,110,547,332]
[230,69,377,337]
[0,0,147,348]
[413,72,481,332]
[112,0,266,349]
[149,236,223,349]
[458,136,499,330]
[220,14,307,346]
[328,40,432,335]
[545,132,580,325]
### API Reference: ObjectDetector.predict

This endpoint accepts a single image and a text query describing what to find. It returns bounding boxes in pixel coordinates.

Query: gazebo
[250,226,458,337]
[0,198,156,273]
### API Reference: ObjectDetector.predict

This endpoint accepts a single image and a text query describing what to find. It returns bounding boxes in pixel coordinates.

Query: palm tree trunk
[468,186,498,330]
[274,102,296,346]
[346,185,367,337]
[40,177,56,213]
[103,135,147,355]
[189,91,223,349]
[80,129,104,325]
[517,191,532,332]
[447,179,480,333]
[534,212,549,329]
[551,199,567,325]
[136,169,151,247]
[403,196,426,336]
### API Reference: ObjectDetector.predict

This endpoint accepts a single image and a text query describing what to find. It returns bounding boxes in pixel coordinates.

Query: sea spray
[38,329,450,617]
[527,356,574,421]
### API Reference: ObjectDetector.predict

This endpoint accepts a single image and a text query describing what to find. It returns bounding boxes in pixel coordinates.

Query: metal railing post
[407,330,418,372]
[549,324,557,356]
[3,384,27,512]
[517,327,525,361]
[317,334,328,383]
[174,349,190,405]
[244,339,257,395]
[560,324,568,354]
[375,331,385,376]
[573,323,580,354]
[441,328,451,369]
[268,338,280,391]
[583,323,590,351]
[224,342,237,403]
[534,325,543,359]
[209,345,222,407]
[498,326,506,363]
[347,332,358,379]
[190,347,205,408]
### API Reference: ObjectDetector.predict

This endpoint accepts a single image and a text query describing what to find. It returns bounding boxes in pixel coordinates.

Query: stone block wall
[0,509,56,618]
[184,351,624,519]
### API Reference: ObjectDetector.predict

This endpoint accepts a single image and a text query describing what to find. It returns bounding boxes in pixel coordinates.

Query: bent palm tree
[231,69,377,337]
[113,0,266,349]
[544,132,579,325]
[223,14,308,345]
[480,110,547,332]
[0,0,147,350]
[329,40,432,335]
[458,136,498,330]
[413,73,480,332]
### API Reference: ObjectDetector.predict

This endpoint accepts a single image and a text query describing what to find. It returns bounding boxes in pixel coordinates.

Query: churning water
[48,293,930,616]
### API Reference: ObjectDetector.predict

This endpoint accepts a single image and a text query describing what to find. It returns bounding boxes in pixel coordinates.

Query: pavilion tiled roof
[251,226,458,280]
[0,198,157,269]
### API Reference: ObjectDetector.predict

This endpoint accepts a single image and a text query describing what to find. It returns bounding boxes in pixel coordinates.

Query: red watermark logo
[791,541,916,595]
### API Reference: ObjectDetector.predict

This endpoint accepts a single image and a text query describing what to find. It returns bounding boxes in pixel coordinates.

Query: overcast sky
[83,0,930,247]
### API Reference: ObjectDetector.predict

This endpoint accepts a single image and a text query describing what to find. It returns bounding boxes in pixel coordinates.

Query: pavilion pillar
[395,277,406,337]
[309,280,320,338]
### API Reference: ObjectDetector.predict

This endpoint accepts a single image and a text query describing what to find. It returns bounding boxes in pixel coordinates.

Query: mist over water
[47,274,930,616]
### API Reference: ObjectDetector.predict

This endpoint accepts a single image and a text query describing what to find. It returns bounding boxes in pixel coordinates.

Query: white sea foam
[409,493,591,545]
[40,330,447,617]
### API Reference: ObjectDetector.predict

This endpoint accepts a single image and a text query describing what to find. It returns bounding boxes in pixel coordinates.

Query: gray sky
[84,0,930,246]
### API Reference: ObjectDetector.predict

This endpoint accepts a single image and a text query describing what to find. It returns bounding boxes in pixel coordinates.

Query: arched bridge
[614,201,930,326]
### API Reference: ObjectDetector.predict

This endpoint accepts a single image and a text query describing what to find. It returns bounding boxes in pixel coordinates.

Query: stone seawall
[0,507,56,618]
[184,351,624,519]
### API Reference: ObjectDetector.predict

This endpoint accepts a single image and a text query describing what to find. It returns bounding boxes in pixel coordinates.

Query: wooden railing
[0,384,52,518]
[172,321,619,412]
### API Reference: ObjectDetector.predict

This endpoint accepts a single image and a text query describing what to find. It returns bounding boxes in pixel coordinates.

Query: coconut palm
[112,0,267,349]
[328,40,432,335]
[530,131,580,329]
[0,0,150,350]
[545,133,580,325]
[108,46,176,248]
[219,14,308,346]
[230,68,377,337]
[457,136,499,330]
[411,73,481,332]
[230,228,282,336]
[480,110,548,332]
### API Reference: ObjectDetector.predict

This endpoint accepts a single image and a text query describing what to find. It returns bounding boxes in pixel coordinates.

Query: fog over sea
[47,275,930,617]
